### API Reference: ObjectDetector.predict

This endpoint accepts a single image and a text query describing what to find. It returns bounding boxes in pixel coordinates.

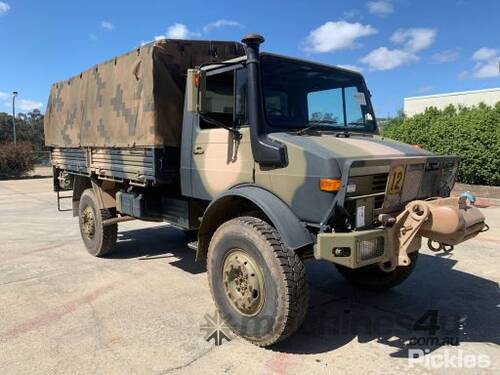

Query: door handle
[193,146,204,155]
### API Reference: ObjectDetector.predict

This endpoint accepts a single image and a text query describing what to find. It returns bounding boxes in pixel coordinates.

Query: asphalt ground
[0,178,498,374]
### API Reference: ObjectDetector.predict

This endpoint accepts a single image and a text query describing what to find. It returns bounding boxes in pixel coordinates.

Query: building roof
[405,87,500,101]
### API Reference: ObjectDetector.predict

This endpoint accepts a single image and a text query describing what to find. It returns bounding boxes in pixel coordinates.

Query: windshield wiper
[296,121,337,135]
[347,130,374,137]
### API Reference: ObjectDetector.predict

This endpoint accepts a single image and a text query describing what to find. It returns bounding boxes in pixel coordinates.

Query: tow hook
[427,239,454,253]
[427,222,489,254]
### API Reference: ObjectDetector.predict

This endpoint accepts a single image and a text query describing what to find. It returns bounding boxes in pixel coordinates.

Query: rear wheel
[78,188,117,257]
[336,251,419,291]
[207,217,309,347]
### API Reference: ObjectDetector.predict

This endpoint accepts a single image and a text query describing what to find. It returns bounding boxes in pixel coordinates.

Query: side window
[235,68,248,126]
[265,91,289,117]
[201,70,234,129]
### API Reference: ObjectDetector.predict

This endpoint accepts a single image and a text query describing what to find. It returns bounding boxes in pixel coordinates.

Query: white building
[404,87,500,117]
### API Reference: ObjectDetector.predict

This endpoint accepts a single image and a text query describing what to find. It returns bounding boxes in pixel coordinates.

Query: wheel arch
[71,175,117,217]
[197,185,313,261]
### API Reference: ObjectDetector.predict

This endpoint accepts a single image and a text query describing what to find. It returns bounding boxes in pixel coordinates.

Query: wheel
[78,188,117,257]
[207,217,309,347]
[335,251,419,291]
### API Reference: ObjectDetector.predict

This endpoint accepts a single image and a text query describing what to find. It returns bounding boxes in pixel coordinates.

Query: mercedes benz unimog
[44,34,487,347]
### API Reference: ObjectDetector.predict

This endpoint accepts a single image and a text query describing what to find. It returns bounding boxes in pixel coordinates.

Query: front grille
[372,173,389,193]
[343,173,388,228]
[346,173,389,197]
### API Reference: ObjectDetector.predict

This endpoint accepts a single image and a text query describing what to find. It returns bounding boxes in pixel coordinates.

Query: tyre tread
[79,189,117,257]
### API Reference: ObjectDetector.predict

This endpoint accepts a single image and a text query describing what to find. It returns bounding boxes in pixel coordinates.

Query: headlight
[357,237,384,261]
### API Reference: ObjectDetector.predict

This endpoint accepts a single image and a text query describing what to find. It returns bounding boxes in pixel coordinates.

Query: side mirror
[186,69,206,113]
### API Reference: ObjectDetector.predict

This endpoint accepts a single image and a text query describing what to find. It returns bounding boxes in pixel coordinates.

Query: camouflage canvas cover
[44,40,245,148]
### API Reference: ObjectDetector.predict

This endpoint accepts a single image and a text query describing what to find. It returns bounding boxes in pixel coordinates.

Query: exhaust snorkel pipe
[241,33,287,168]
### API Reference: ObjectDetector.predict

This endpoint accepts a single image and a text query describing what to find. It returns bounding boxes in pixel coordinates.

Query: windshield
[261,55,377,132]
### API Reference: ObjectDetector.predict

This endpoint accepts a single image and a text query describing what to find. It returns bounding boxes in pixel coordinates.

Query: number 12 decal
[388,165,406,194]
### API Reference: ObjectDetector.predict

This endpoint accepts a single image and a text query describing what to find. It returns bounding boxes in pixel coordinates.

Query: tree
[0,110,45,150]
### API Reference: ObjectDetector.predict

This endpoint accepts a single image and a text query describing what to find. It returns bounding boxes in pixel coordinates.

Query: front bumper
[314,196,486,270]
[314,228,420,269]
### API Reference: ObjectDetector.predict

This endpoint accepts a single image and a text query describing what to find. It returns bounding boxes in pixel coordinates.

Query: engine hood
[269,132,432,163]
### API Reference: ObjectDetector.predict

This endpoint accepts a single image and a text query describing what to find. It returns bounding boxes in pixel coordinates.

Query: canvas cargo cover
[44,40,245,148]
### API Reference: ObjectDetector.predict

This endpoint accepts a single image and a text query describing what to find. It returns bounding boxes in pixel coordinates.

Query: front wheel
[335,251,419,291]
[78,188,117,257]
[207,217,309,347]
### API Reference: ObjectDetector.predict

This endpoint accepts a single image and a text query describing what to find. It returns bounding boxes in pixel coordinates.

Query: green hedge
[382,103,500,186]
[0,143,35,179]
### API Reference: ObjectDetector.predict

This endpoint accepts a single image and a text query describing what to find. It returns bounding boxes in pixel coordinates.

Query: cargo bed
[51,147,179,186]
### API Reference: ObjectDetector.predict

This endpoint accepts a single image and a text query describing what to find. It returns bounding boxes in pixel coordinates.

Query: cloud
[0,92,43,112]
[0,2,10,16]
[360,28,436,71]
[458,71,468,80]
[101,20,115,31]
[416,85,434,94]
[472,47,498,61]
[458,47,499,79]
[342,9,361,20]
[165,23,198,38]
[337,64,364,72]
[432,49,459,63]
[472,61,499,79]
[145,19,243,45]
[471,47,499,79]
[202,19,243,33]
[390,28,436,52]
[360,47,416,71]
[366,1,394,16]
[301,21,377,53]
[17,99,43,111]
[153,23,201,40]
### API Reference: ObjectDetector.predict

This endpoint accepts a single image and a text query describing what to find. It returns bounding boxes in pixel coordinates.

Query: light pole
[12,91,18,146]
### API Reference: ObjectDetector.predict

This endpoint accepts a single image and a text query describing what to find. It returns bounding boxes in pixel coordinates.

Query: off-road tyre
[207,216,309,347]
[78,188,117,257]
[335,251,419,291]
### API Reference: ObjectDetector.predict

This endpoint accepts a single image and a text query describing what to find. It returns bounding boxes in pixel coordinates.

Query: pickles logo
[388,165,406,194]
[200,311,233,346]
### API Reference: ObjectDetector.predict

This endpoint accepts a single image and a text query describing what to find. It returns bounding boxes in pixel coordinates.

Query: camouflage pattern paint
[190,127,253,200]
[255,133,433,223]
[44,40,245,148]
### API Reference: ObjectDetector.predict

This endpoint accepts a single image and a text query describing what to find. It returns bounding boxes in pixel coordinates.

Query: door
[190,67,254,200]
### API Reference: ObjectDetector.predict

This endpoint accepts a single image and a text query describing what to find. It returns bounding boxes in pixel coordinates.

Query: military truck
[45,34,487,347]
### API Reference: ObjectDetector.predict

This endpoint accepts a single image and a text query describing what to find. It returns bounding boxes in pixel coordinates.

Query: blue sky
[0,0,499,116]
